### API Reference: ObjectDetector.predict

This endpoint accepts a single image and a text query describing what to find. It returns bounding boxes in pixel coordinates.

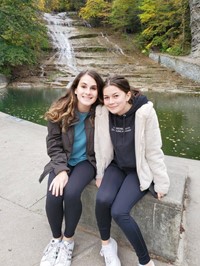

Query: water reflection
[146,92,200,160]
[0,87,199,160]
[0,87,66,126]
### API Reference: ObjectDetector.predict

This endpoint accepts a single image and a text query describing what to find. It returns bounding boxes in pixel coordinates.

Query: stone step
[80,158,187,262]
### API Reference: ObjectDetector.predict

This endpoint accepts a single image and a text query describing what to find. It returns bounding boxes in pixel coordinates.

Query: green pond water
[0,87,199,160]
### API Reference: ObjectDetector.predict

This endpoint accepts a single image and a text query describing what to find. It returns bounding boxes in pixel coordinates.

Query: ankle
[62,236,74,243]
[148,260,154,266]
[139,260,154,266]
[101,239,110,246]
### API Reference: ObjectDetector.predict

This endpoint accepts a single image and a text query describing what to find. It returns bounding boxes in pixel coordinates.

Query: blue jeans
[95,163,150,265]
[46,160,95,238]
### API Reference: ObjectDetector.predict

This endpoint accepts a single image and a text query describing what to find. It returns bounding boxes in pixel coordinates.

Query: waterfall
[100,32,126,56]
[43,12,78,75]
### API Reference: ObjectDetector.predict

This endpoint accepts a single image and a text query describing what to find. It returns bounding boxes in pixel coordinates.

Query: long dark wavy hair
[45,69,104,131]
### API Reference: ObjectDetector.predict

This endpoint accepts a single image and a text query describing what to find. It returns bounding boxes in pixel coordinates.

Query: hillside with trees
[79,0,191,55]
[0,0,192,77]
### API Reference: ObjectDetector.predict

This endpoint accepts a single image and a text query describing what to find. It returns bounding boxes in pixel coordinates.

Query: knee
[111,207,121,221]
[46,193,62,209]
[111,207,127,224]
[96,193,111,209]
[64,189,80,203]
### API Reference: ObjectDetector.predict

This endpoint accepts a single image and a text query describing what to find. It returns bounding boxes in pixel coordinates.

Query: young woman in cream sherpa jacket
[94,75,170,266]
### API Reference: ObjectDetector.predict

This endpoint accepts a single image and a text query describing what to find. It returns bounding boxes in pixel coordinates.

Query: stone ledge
[80,159,187,262]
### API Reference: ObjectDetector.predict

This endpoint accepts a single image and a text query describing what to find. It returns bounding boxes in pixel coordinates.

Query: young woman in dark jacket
[39,69,104,266]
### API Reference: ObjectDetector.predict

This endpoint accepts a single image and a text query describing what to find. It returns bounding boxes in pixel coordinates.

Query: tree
[63,0,86,11]
[45,0,60,11]
[0,0,49,75]
[79,0,111,26]
[36,0,86,12]
[139,0,191,55]
[37,0,46,11]
[109,0,141,33]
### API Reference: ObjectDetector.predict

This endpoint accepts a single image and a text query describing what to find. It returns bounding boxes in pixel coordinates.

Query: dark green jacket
[39,116,96,183]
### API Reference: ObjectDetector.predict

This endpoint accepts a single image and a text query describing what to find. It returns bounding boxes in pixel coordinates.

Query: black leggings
[95,163,150,265]
[46,160,95,239]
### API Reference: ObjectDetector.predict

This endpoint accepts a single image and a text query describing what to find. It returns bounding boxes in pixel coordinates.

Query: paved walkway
[0,111,200,266]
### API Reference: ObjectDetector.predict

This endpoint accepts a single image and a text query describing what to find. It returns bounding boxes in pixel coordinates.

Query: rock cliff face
[190,0,200,57]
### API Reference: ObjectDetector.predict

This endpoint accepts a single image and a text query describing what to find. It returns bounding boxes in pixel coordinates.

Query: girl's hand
[96,178,102,188]
[49,171,68,197]
[157,192,165,200]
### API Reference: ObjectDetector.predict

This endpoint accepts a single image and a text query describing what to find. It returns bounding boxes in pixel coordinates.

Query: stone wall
[149,52,200,82]
[189,0,200,57]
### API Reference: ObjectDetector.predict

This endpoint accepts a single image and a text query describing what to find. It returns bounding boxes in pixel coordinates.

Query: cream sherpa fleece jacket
[94,103,170,194]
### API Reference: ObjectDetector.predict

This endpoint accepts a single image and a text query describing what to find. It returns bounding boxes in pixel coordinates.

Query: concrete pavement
[0,111,200,266]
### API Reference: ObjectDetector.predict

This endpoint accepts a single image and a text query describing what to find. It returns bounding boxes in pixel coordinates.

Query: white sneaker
[40,239,60,266]
[100,238,121,266]
[139,260,155,266]
[55,240,74,266]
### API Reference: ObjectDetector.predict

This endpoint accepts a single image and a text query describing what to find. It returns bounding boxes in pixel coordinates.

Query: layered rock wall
[190,0,200,57]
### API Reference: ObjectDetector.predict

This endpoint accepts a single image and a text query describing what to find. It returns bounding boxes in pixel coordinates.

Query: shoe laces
[100,245,115,265]
[57,241,74,264]
[43,240,59,262]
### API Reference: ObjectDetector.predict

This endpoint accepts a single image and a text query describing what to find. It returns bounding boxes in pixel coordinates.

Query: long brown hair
[45,69,104,130]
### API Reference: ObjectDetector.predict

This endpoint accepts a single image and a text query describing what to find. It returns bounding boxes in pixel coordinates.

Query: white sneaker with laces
[40,239,60,266]
[55,240,74,266]
[100,238,121,266]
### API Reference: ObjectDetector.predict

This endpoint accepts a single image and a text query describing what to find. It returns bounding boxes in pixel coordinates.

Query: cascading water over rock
[43,12,78,75]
